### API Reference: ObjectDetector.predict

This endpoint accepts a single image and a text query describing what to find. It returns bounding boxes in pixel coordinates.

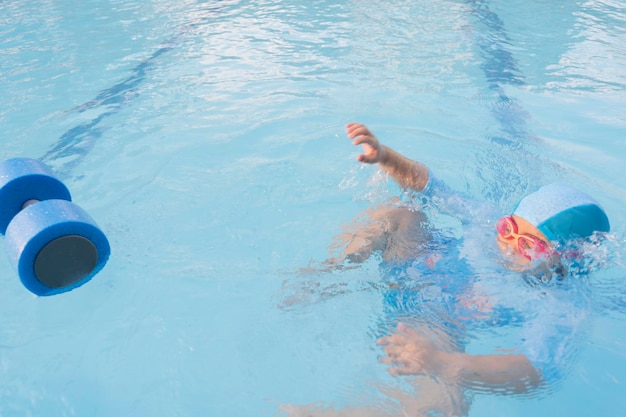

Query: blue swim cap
[513,183,610,243]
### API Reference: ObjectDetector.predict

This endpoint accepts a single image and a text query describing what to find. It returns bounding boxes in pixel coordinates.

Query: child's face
[496,215,552,265]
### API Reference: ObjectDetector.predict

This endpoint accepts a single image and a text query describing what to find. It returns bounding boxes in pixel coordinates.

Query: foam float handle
[0,158,110,296]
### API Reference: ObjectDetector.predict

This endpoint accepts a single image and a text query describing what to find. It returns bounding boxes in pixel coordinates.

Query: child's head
[496,183,610,265]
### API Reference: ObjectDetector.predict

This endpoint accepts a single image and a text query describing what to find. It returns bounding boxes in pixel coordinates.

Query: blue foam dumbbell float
[0,158,110,296]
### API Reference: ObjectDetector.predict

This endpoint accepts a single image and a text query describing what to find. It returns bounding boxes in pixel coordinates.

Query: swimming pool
[1,0,626,415]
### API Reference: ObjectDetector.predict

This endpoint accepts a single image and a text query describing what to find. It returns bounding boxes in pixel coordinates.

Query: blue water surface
[1,1,626,416]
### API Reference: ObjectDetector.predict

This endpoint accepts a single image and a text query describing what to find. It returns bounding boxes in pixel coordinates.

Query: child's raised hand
[345,122,384,164]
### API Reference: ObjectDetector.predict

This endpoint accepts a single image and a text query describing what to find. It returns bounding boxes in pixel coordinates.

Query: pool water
[1,0,626,416]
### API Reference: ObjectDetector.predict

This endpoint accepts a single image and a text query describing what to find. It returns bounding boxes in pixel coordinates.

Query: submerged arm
[378,324,542,394]
[446,351,542,393]
[345,123,429,192]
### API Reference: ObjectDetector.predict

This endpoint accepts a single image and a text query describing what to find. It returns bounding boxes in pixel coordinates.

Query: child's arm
[345,123,430,192]
[446,351,542,393]
[378,323,543,394]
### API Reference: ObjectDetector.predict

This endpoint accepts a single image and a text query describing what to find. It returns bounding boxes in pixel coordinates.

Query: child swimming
[345,121,609,384]
[281,123,610,417]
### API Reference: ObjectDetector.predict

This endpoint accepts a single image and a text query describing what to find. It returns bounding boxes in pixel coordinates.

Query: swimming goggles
[496,216,551,261]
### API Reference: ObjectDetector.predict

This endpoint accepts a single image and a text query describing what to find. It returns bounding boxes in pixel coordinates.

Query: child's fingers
[346,124,371,139]
[397,322,419,338]
[388,361,421,376]
[352,135,376,147]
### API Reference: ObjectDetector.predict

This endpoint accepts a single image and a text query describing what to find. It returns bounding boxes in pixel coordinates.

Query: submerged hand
[377,323,451,377]
[345,122,385,164]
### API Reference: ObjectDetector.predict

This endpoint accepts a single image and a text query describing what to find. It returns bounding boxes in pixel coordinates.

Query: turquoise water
[1,0,626,416]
